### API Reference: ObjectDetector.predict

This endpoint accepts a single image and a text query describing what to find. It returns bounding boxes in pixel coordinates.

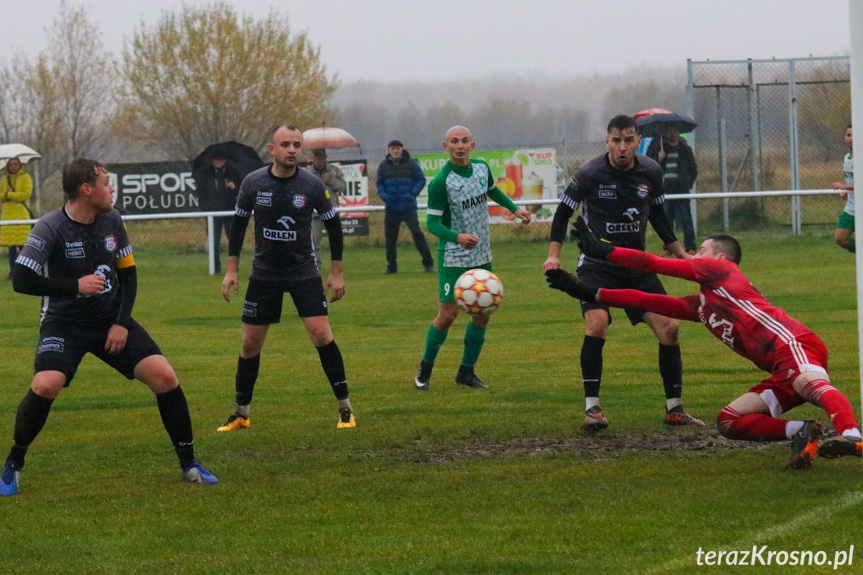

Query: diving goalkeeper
[545,217,862,470]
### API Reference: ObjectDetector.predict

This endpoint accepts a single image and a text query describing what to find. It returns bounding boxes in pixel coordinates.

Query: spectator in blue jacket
[377,140,434,274]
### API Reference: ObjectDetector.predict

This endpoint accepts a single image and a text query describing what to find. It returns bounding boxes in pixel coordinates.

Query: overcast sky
[1,0,852,83]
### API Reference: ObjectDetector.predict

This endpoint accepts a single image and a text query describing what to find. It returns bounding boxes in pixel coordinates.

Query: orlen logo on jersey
[263,216,297,241]
[606,221,640,234]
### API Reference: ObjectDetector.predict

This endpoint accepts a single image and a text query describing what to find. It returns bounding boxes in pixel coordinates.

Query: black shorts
[577,261,667,326]
[242,276,328,325]
[34,318,162,385]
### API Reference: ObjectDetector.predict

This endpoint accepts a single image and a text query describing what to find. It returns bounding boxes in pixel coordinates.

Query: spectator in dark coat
[646,125,698,254]
[196,148,241,273]
[376,140,434,274]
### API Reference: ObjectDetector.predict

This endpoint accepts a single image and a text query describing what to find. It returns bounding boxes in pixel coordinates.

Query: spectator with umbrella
[638,111,699,255]
[0,156,35,280]
[193,142,263,273]
[300,127,359,266]
[304,149,346,266]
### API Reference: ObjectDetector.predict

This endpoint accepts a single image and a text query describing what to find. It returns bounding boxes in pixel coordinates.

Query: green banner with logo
[414,148,559,222]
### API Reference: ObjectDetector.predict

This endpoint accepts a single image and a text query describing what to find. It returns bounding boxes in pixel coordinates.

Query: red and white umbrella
[302,127,360,150]
[633,108,673,120]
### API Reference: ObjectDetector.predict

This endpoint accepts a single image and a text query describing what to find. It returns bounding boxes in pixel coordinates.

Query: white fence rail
[0,189,843,275]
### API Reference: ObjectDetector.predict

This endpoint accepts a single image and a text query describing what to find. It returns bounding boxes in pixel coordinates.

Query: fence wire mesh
[689,56,850,235]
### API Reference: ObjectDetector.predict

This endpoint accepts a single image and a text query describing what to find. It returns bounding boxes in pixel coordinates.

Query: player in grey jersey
[0,159,217,497]
[218,124,357,431]
[543,115,703,432]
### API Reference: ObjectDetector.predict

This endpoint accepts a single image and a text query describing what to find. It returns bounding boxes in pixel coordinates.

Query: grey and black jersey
[236,166,338,282]
[16,207,133,324]
[561,153,665,253]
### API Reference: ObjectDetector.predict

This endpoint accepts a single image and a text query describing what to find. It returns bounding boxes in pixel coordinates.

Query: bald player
[414,125,531,391]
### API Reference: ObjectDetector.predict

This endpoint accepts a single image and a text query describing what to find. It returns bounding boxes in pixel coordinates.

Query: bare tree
[48,0,115,159]
[116,2,337,159]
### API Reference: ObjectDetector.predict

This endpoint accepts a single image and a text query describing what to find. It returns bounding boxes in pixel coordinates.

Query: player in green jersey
[414,126,531,390]
[832,124,855,253]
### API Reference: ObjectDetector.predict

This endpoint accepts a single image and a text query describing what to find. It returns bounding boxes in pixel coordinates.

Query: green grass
[0,234,861,574]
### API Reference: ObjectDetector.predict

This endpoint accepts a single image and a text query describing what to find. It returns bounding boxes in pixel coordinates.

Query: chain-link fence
[687,56,851,236]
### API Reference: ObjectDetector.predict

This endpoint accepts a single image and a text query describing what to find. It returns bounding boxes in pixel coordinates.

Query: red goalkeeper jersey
[598,249,814,373]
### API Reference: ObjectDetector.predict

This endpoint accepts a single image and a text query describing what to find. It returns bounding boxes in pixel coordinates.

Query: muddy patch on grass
[407,430,770,464]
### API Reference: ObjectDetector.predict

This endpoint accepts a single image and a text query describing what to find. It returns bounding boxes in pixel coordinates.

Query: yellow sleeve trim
[116,254,136,269]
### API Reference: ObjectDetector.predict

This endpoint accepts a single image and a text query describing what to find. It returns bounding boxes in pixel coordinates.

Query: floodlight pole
[850,0,863,466]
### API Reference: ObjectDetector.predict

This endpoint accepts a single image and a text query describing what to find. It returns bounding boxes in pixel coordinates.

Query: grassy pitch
[0,234,860,574]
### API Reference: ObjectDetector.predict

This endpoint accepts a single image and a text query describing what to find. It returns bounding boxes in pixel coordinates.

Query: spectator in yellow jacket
[0,157,34,279]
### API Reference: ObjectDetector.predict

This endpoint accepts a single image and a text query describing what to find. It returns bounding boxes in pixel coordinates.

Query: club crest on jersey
[104,235,117,252]
[636,184,650,198]
[293,194,306,208]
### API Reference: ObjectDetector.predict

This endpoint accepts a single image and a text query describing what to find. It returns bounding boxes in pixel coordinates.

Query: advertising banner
[110,161,369,236]
[414,148,558,222]
[109,162,199,214]
[332,160,369,236]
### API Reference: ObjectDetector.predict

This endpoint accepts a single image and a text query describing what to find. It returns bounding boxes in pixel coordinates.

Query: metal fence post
[747,60,761,193]
[686,59,698,236]
[720,118,729,231]
[788,59,802,236]
[206,214,216,275]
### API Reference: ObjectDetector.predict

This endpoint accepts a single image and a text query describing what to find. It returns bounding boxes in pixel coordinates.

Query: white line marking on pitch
[641,488,863,575]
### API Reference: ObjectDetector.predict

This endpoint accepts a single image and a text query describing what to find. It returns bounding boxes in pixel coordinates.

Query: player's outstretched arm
[575,216,700,282]
[545,267,698,320]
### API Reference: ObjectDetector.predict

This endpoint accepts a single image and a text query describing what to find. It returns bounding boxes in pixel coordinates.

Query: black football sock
[316,340,349,401]
[155,386,195,469]
[581,336,605,399]
[235,354,260,407]
[659,344,683,400]
[7,389,54,467]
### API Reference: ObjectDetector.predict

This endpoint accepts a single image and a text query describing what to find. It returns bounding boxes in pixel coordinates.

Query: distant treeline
[331,66,687,155]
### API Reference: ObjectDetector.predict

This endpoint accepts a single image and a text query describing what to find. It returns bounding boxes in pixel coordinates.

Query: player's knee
[798,378,836,407]
[308,329,333,347]
[716,406,738,439]
[435,308,459,329]
[656,319,679,344]
[31,375,65,399]
[241,333,266,356]
[147,369,179,394]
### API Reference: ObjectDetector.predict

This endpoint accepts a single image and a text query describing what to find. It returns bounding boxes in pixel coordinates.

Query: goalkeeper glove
[573,216,614,259]
[545,268,600,302]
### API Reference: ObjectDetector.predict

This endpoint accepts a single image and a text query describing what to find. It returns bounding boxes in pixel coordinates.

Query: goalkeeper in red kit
[546,216,862,470]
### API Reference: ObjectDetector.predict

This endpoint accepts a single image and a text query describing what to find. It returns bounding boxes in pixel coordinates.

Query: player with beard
[543,115,703,431]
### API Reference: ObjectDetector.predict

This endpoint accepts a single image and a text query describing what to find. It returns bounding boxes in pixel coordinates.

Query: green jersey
[843,152,854,216]
[427,159,516,268]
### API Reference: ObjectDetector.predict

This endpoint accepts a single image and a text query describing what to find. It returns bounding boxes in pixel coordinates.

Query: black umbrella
[192,141,264,181]
[634,112,697,139]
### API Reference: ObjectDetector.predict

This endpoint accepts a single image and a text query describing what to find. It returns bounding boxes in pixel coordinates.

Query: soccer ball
[454,269,504,316]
